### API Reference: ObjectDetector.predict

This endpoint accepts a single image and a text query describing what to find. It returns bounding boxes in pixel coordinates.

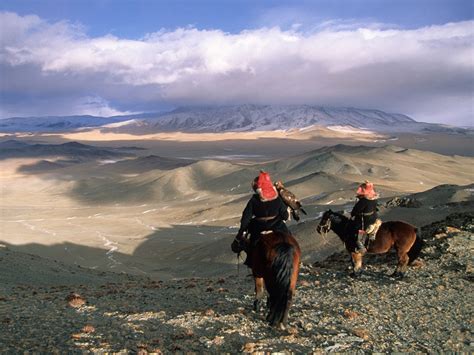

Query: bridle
[317,216,332,237]
[231,233,248,275]
[317,211,353,246]
[316,216,331,242]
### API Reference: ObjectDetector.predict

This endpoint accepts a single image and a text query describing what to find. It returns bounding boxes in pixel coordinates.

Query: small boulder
[66,292,85,308]
[299,280,311,287]
[352,328,370,340]
[202,308,215,317]
[343,309,359,320]
[81,325,95,333]
[385,196,422,208]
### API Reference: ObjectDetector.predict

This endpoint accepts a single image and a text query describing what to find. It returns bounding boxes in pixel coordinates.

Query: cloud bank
[0,12,472,124]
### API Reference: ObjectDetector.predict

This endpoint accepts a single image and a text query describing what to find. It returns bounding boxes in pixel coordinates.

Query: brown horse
[316,210,423,277]
[232,231,300,329]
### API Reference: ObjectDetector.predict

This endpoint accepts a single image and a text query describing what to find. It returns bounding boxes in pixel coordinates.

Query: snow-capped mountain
[0,115,149,132]
[116,105,416,133]
[0,105,469,134]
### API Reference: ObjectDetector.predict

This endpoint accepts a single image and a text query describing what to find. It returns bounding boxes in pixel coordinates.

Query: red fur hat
[256,171,278,201]
[356,180,378,199]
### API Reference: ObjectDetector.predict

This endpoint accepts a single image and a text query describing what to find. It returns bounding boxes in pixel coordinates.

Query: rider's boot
[244,234,258,268]
[356,231,367,254]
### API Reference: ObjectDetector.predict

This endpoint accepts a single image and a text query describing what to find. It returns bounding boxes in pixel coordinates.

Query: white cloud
[0,11,473,124]
[74,96,134,117]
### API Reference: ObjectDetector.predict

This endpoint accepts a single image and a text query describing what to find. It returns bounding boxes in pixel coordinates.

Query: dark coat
[351,197,378,230]
[238,194,289,240]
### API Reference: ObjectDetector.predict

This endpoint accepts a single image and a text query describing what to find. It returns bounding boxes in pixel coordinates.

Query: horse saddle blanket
[366,219,382,240]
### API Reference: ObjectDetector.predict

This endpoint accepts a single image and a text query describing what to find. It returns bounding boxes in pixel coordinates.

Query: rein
[321,212,352,246]
[237,252,240,275]
[236,251,245,276]
[320,219,331,244]
[232,234,247,276]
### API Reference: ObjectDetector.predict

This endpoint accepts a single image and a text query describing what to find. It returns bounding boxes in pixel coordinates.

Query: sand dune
[98,155,196,173]
[54,125,383,142]
[0,140,473,279]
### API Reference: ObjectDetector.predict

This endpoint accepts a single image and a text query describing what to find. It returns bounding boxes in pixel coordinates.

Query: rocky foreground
[1,213,473,353]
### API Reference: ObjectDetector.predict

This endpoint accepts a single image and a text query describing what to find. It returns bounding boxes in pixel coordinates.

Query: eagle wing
[280,188,302,210]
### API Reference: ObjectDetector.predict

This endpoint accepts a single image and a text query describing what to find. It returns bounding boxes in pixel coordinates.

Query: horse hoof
[266,311,273,322]
[390,271,405,279]
[350,270,362,278]
[254,299,266,313]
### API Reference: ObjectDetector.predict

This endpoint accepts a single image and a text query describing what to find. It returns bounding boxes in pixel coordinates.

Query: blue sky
[2,0,473,36]
[0,0,473,124]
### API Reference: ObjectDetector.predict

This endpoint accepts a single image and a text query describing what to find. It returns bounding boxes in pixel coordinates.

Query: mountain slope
[0,140,133,160]
[1,213,472,352]
[0,115,129,132]
[58,144,474,210]
[110,105,417,133]
[2,105,469,134]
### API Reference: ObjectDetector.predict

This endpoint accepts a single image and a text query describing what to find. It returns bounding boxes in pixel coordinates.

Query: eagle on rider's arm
[274,180,307,221]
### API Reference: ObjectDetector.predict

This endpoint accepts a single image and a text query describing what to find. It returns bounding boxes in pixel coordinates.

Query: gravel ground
[1,213,473,353]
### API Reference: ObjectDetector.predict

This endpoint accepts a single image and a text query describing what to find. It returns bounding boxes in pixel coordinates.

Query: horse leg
[265,283,276,323]
[253,277,266,312]
[350,252,363,277]
[279,292,292,330]
[281,255,300,328]
[392,251,410,278]
[281,277,297,328]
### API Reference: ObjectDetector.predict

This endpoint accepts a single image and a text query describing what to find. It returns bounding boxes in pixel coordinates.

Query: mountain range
[0,105,469,134]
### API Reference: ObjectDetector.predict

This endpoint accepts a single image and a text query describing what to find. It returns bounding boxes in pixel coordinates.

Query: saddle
[247,230,272,249]
[249,230,277,263]
[365,219,382,241]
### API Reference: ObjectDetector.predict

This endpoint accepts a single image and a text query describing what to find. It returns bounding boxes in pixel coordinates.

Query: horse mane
[330,210,350,223]
[326,210,353,243]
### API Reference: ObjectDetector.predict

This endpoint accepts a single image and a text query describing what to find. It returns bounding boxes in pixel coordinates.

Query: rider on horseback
[351,180,379,253]
[233,171,290,267]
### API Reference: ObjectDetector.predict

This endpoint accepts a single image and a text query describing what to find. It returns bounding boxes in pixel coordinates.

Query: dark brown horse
[232,231,300,329]
[316,210,423,277]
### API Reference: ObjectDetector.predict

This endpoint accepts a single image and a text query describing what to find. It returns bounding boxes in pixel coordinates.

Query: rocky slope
[1,213,472,353]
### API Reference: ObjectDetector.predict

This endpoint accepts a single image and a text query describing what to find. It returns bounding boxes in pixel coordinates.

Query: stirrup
[356,243,367,254]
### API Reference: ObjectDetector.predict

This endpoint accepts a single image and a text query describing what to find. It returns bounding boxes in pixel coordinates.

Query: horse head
[316,209,333,235]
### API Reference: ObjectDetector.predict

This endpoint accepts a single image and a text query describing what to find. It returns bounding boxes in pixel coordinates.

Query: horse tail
[408,227,423,264]
[267,243,295,326]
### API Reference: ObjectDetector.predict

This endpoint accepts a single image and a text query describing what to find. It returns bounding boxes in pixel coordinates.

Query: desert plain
[1,128,473,280]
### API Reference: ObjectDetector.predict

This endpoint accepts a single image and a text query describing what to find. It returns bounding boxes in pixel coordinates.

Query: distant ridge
[0,140,133,160]
[110,105,417,133]
[0,105,470,134]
